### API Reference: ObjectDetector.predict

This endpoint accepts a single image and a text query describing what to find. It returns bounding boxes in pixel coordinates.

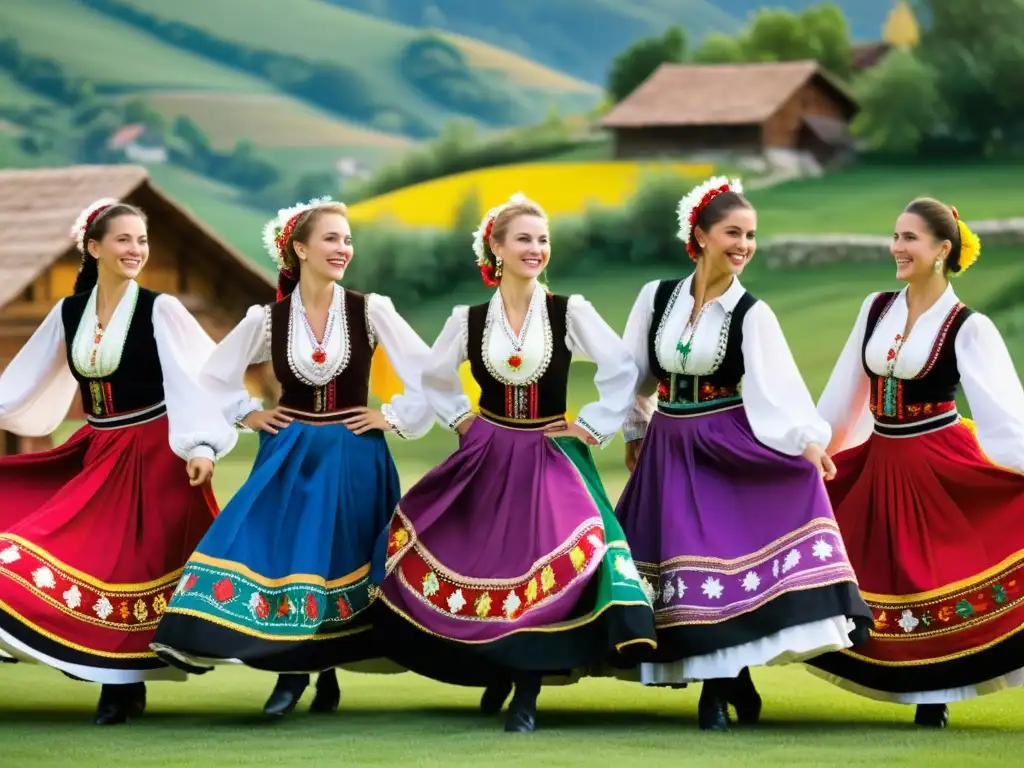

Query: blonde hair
[488,199,547,251]
[283,202,349,269]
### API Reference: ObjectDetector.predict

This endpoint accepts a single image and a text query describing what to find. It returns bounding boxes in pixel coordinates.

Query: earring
[933,259,943,273]
[698,242,705,249]
[494,258,503,280]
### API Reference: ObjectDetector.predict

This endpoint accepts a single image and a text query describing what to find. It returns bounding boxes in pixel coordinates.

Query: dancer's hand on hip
[803,442,837,481]
[543,420,598,445]
[241,407,293,435]
[455,414,478,436]
[342,407,391,435]
[625,439,643,472]
[187,457,214,487]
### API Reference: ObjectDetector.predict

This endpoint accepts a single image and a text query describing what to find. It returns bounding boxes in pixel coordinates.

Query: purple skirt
[373,417,656,685]
[615,405,871,672]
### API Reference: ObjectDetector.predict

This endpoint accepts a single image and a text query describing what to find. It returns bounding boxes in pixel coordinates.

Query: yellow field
[145,92,415,150]
[347,160,716,227]
[444,32,600,93]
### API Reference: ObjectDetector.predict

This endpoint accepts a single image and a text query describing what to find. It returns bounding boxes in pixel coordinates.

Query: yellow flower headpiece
[950,206,981,276]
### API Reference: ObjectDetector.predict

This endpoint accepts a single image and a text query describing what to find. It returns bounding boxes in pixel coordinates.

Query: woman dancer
[807,199,1024,727]
[372,193,656,733]
[0,199,234,724]
[151,198,434,717]
[615,177,872,731]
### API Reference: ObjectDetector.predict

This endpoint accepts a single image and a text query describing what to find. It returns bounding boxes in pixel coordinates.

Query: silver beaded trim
[481,293,552,386]
[654,281,731,377]
[381,402,406,439]
[286,287,350,387]
[575,415,609,446]
[254,305,273,365]
[448,411,474,431]
[365,293,377,350]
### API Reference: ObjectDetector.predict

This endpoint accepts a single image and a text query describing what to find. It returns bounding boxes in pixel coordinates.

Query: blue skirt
[151,421,401,674]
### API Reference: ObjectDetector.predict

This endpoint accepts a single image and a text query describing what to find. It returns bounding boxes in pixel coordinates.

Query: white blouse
[817,284,1024,470]
[621,275,830,456]
[199,283,433,439]
[0,281,237,462]
[422,286,639,446]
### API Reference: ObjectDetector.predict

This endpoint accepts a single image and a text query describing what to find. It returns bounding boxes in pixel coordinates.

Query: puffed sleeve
[197,305,268,428]
[421,306,473,431]
[816,293,877,454]
[740,301,831,456]
[565,294,640,447]
[620,281,659,442]
[153,296,240,462]
[366,294,434,440]
[0,300,78,436]
[956,313,1024,472]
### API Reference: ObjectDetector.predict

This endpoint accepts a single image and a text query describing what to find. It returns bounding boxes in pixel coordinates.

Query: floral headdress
[471,192,530,287]
[676,176,744,259]
[261,196,338,271]
[949,205,981,276]
[71,197,120,253]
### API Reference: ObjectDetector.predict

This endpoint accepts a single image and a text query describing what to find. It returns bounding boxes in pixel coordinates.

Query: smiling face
[490,213,550,281]
[291,210,353,282]
[694,206,757,278]
[87,213,149,281]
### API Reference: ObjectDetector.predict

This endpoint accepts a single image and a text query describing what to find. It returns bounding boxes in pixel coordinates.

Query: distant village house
[108,123,168,164]
[599,60,859,169]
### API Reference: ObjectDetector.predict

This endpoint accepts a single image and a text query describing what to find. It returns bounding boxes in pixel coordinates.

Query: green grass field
[748,163,1024,234]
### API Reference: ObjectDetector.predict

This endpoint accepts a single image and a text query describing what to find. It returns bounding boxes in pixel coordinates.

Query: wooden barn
[0,164,276,455]
[599,60,859,167]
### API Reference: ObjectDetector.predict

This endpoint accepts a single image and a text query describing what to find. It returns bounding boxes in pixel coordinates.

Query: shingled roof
[0,164,272,309]
[599,60,857,129]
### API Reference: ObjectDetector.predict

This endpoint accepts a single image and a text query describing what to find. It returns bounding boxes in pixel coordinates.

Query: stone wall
[760,218,1024,268]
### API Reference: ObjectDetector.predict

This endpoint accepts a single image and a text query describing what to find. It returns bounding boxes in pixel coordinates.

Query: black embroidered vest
[61,287,165,418]
[270,289,373,419]
[863,291,973,425]
[648,279,757,415]
[466,293,571,426]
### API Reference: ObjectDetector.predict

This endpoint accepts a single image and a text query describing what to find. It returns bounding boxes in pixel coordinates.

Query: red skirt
[0,416,218,683]
[807,419,1024,702]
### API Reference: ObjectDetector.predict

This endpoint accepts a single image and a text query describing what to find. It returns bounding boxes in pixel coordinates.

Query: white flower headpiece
[71,197,120,253]
[676,176,744,256]
[471,192,529,266]
[262,196,338,270]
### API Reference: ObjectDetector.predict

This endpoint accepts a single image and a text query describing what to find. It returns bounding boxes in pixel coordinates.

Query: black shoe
[728,668,762,725]
[93,683,145,726]
[698,680,731,732]
[503,675,540,733]
[480,680,513,715]
[914,704,949,728]
[309,670,341,714]
[263,674,310,717]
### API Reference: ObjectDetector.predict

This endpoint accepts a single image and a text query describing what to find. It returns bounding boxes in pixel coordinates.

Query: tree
[799,4,853,78]
[911,0,1024,151]
[607,25,686,103]
[851,49,943,155]
[691,33,743,64]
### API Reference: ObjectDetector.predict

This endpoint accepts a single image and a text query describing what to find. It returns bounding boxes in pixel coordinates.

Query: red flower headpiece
[676,176,744,260]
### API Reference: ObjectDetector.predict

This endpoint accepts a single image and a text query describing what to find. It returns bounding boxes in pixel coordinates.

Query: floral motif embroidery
[569,546,586,573]
[897,609,919,633]
[782,549,801,574]
[540,565,556,593]
[249,592,271,620]
[152,594,167,616]
[133,599,149,623]
[422,571,440,597]
[741,571,761,592]
[32,566,56,590]
[867,569,1023,639]
[811,539,834,561]
[63,585,82,610]
[0,544,20,564]
[661,579,676,604]
[474,592,492,617]
[447,589,467,614]
[93,596,113,620]
[701,577,724,599]
[502,590,521,618]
